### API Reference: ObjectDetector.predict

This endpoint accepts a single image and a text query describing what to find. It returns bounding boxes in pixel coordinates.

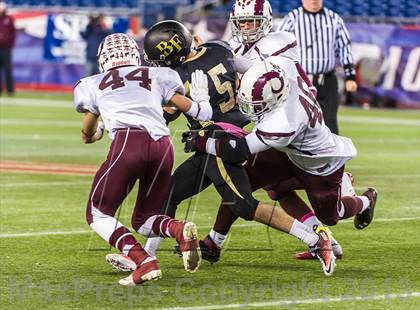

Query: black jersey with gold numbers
[175,41,250,129]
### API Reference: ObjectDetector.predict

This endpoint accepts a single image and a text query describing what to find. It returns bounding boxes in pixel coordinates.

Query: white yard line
[161,292,420,310]
[340,115,420,126]
[0,181,92,188]
[0,217,419,238]
[0,98,72,108]
[0,118,80,127]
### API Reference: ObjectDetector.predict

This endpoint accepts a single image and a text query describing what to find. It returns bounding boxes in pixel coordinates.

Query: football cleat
[294,239,343,260]
[354,188,378,230]
[310,226,336,276]
[172,221,201,272]
[106,253,136,272]
[173,235,221,264]
[118,258,162,286]
[199,235,221,264]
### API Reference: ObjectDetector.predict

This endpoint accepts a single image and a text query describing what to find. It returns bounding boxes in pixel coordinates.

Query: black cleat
[354,188,378,229]
[174,235,221,263]
[199,236,221,264]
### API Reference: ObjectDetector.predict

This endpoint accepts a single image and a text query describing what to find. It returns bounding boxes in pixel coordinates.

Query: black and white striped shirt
[279,6,356,80]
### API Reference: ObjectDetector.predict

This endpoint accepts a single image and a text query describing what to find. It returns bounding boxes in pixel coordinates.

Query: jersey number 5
[208,63,235,113]
[99,68,151,91]
[297,76,323,128]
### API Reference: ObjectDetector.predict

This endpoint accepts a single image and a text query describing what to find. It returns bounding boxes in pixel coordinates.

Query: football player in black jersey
[105,21,336,277]
[142,20,258,259]
[140,21,334,275]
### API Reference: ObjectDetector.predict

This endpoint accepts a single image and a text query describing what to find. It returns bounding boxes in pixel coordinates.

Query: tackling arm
[184,131,270,164]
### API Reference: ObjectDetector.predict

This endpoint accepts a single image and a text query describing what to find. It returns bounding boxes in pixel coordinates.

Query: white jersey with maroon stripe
[74,66,184,141]
[230,31,300,74]
[245,56,357,176]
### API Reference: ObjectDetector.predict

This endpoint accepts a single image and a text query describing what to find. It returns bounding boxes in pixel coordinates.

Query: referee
[279,0,357,134]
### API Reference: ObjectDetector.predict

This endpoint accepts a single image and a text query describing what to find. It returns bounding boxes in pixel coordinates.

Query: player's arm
[183,130,270,163]
[162,106,182,124]
[81,112,104,144]
[168,70,213,121]
[74,79,104,144]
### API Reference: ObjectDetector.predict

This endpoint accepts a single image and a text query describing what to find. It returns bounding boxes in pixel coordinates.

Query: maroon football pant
[86,129,174,231]
[213,149,362,233]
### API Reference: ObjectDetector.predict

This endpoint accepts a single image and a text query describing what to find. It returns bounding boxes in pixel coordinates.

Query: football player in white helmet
[183,58,378,263]
[73,32,219,286]
[229,0,300,73]
[191,0,349,261]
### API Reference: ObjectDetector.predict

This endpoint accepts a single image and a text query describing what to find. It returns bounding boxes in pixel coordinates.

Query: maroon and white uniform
[203,56,361,225]
[75,66,183,140]
[74,66,182,254]
[230,31,300,74]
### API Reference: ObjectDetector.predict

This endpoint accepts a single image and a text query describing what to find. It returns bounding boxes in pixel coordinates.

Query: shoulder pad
[257,31,299,59]
[199,40,233,54]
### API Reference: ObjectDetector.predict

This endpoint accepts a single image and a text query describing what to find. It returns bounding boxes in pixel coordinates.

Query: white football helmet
[230,0,273,43]
[238,61,290,122]
[97,33,140,72]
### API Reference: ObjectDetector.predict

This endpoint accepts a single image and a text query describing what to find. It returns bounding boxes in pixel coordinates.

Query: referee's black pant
[0,48,14,95]
[313,71,339,134]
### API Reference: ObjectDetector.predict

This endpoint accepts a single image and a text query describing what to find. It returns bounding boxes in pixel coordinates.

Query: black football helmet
[143,20,193,68]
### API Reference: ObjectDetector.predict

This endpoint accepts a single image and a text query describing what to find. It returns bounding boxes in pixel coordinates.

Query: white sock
[144,237,163,258]
[209,229,227,247]
[358,196,370,213]
[301,214,338,244]
[302,214,322,232]
[289,220,319,247]
[342,172,356,196]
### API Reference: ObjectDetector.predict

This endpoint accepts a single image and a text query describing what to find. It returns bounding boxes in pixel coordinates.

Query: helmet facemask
[238,91,277,122]
[230,15,271,43]
[238,61,290,122]
[230,0,273,44]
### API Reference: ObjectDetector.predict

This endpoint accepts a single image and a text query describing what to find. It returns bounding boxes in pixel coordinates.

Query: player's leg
[127,134,201,276]
[208,157,335,275]
[199,150,286,256]
[143,155,212,257]
[264,181,343,259]
[297,165,377,229]
[86,130,159,285]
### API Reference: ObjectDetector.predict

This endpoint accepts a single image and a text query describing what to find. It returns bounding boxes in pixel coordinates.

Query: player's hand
[345,80,358,92]
[181,129,208,153]
[94,121,105,141]
[190,69,210,103]
[182,130,198,153]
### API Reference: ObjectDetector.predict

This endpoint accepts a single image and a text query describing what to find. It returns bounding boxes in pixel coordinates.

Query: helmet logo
[156,34,183,58]
[252,71,284,102]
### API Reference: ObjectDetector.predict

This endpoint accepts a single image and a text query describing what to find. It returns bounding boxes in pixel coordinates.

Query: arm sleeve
[205,132,270,164]
[278,12,296,32]
[158,68,185,104]
[335,16,356,81]
[73,79,99,115]
[185,100,213,121]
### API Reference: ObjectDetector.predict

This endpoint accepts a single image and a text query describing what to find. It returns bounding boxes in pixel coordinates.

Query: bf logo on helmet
[155,34,183,58]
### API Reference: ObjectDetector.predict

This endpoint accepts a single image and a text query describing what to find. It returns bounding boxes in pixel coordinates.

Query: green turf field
[0,94,419,309]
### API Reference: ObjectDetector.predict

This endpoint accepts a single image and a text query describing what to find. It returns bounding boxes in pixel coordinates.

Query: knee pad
[224,197,259,221]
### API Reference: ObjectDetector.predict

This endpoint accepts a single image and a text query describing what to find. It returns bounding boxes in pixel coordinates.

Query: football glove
[189,69,210,104]
[181,129,208,153]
